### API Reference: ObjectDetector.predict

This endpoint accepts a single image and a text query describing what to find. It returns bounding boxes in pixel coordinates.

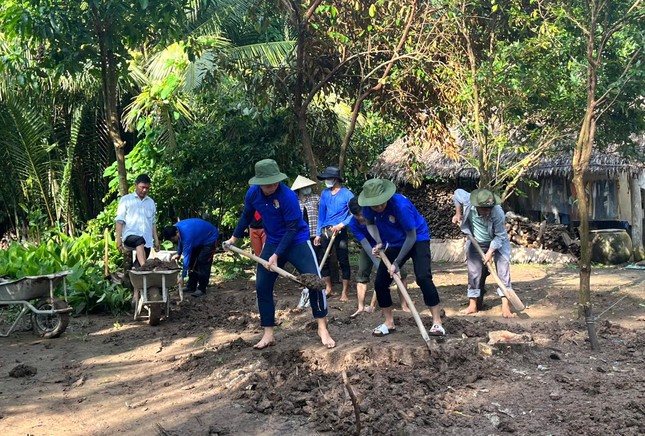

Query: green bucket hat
[358,178,396,207]
[248,159,288,185]
[470,188,502,207]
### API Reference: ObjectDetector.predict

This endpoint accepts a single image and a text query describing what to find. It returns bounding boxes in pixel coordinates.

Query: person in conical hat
[358,178,445,337]
[290,175,320,312]
[452,188,514,318]
[224,159,335,349]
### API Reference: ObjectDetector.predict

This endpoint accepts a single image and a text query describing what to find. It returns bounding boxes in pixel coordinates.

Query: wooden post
[104,228,109,277]
[630,176,644,261]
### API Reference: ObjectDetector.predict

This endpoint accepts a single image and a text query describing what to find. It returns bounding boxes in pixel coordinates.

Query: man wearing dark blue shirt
[162,218,219,297]
[359,178,445,337]
[224,159,336,350]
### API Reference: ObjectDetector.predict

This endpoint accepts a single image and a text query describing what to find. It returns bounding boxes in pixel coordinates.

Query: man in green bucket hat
[224,159,335,349]
[452,188,514,318]
[358,178,445,337]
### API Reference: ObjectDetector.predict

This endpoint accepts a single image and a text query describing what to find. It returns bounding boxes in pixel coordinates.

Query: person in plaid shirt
[291,175,320,312]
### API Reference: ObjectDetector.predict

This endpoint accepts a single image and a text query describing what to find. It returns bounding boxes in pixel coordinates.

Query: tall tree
[1,0,189,196]
[545,0,644,350]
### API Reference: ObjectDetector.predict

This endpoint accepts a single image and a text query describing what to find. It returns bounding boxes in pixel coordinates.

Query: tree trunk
[572,97,599,351]
[94,15,128,197]
[289,1,319,180]
[631,176,644,261]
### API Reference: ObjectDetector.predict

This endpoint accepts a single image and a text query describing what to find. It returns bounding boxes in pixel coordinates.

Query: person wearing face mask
[452,188,514,318]
[315,166,354,302]
[290,175,321,312]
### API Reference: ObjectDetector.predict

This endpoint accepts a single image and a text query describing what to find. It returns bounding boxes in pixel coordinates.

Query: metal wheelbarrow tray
[128,269,182,326]
[0,270,73,338]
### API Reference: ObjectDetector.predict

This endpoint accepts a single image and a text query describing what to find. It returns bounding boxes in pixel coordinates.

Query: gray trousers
[467,241,512,298]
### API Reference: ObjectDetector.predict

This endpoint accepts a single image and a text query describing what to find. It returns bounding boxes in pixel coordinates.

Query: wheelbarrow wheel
[31,297,70,339]
[147,287,162,326]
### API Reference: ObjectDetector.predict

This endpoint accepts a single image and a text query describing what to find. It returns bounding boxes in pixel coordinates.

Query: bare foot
[340,294,349,303]
[501,299,515,318]
[363,306,375,313]
[460,306,478,315]
[290,306,304,314]
[502,310,516,318]
[325,289,333,298]
[350,307,365,318]
[318,328,336,349]
[401,304,411,313]
[253,334,276,350]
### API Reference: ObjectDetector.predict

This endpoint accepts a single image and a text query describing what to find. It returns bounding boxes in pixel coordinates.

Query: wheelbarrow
[0,270,73,338]
[128,269,182,326]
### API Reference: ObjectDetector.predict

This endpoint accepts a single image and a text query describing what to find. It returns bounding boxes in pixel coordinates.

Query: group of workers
[115,159,515,350]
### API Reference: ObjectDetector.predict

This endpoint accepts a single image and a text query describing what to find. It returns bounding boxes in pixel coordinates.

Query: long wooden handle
[224,243,303,285]
[466,234,525,311]
[318,232,337,271]
[369,288,377,309]
[379,251,436,353]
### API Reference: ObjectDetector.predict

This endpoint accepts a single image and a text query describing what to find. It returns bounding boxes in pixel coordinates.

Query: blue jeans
[256,241,328,327]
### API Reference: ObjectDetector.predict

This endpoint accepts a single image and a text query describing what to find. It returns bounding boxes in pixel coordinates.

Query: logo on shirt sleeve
[273,199,280,209]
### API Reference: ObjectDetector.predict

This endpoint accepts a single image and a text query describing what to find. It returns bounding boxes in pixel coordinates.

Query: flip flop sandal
[428,324,446,336]
[372,324,396,337]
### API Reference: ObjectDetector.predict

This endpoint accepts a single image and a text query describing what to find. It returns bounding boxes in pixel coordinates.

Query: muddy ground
[1,261,644,435]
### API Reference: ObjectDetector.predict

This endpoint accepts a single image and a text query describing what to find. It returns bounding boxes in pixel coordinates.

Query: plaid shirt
[300,194,320,239]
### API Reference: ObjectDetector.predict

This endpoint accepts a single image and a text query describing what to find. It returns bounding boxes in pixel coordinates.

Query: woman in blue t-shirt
[358,178,445,337]
[224,159,336,350]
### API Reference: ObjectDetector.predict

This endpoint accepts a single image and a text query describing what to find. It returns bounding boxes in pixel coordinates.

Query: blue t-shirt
[176,218,219,278]
[348,216,376,246]
[316,187,353,235]
[362,193,430,247]
[233,184,310,256]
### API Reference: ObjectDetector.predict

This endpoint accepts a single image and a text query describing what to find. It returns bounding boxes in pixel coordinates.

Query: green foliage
[211,252,253,280]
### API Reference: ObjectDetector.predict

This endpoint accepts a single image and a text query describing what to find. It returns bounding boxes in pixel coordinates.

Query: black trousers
[187,244,216,292]
[318,227,351,280]
[374,241,440,308]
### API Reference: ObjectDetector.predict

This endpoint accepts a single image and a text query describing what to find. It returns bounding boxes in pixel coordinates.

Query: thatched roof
[371,136,645,183]
[524,152,644,178]
[371,137,479,184]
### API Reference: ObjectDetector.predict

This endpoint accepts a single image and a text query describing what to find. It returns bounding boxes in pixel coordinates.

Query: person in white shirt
[115,174,160,267]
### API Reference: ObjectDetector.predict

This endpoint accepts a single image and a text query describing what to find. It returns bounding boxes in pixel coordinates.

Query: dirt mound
[139,258,180,271]
[1,264,644,435]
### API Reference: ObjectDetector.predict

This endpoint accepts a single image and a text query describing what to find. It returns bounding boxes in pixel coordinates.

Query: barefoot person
[358,178,445,337]
[452,188,514,318]
[347,197,409,318]
[314,166,353,301]
[224,159,335,349]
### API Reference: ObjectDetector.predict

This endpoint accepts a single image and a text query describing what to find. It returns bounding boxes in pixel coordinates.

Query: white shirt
[115,193,157,247]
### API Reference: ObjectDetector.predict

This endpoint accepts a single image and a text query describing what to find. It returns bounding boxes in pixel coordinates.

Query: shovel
[466,234,525,312]
[223,243,325,290]
[378,250,439,353]
[318,232,337,271]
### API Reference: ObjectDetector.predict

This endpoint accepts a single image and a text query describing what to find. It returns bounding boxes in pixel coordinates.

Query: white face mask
[325,179,335,188]
[300,187,312,195]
